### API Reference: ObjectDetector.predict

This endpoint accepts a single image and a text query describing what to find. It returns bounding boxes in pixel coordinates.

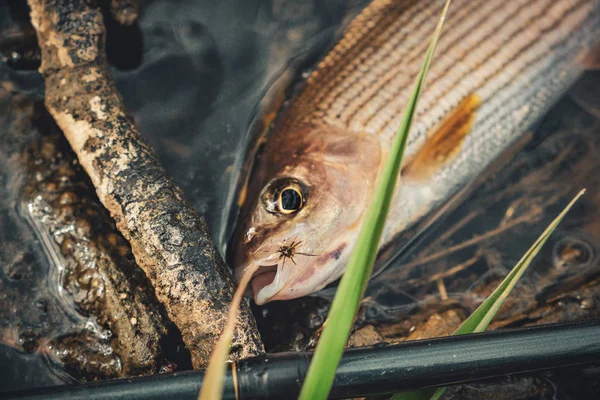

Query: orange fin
[403,93,481,181]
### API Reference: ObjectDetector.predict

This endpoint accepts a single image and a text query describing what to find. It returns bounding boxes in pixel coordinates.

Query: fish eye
[261,178,307,216]
[278,187,302,214]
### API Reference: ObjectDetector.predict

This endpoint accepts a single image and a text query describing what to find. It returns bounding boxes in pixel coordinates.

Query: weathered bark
[27,0,264,368]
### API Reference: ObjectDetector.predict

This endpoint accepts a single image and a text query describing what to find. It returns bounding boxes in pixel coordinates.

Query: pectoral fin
[403,93,481,181]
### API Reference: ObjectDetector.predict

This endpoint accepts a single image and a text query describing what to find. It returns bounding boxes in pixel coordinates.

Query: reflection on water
[1,0,599,397]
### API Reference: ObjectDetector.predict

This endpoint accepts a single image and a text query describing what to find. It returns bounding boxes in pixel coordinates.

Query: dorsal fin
[403,93,481,181]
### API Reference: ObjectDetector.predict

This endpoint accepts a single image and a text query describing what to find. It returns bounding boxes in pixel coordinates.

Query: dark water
[110,0,369,249]
[1,0,599,398]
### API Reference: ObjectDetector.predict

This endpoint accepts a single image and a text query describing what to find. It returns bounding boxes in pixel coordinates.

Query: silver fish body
[232,0,600,304]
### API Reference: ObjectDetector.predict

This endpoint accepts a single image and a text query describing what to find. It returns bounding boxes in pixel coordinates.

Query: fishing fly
[277,240,317,268]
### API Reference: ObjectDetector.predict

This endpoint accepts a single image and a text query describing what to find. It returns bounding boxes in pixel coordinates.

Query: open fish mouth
[250,264,281,305]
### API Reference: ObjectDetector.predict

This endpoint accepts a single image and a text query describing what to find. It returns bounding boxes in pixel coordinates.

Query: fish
[231,0,600,305]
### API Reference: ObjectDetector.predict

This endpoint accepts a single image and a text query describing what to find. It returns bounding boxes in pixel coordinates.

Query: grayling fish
[232,0,600,305]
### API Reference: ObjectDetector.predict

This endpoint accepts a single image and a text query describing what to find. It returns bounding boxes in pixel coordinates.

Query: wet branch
[27,0,263,368]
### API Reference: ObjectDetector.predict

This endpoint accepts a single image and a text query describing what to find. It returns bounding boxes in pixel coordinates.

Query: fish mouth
[250,264,285,305]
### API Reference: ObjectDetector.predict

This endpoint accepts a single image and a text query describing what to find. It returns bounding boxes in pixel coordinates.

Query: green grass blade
[297,2,451,399]
[392,189,585,400]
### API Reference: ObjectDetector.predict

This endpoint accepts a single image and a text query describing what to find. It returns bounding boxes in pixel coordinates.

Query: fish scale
[361,0,569,135]
[289,0,489,128]
[233,0,600,304]
[283,0,595,144]
[385,1,599,241]
[377,0,593,142]
[343,0,503,127]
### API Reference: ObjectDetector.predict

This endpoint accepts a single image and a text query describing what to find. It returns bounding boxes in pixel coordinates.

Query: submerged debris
[0,2,41,71]
[0,92,188,380]
[0,25,40,71]
[21,112,176,377]
[43,332,123,381]
[109,0,138,26]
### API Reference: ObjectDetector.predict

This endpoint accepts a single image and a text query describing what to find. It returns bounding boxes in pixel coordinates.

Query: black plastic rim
[5,319,600,400]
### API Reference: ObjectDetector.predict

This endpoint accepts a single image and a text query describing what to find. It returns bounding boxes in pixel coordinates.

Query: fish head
[232,123,383,304]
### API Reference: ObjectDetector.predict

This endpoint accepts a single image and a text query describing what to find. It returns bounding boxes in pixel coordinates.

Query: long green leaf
[393,189,585,400]
[298,2,452,399]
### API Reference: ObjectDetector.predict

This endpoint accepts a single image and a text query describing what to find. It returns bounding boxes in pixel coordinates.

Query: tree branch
[27,0,263,368]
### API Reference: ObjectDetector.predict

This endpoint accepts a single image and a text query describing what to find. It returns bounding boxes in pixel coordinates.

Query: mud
[0,92,189,380]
